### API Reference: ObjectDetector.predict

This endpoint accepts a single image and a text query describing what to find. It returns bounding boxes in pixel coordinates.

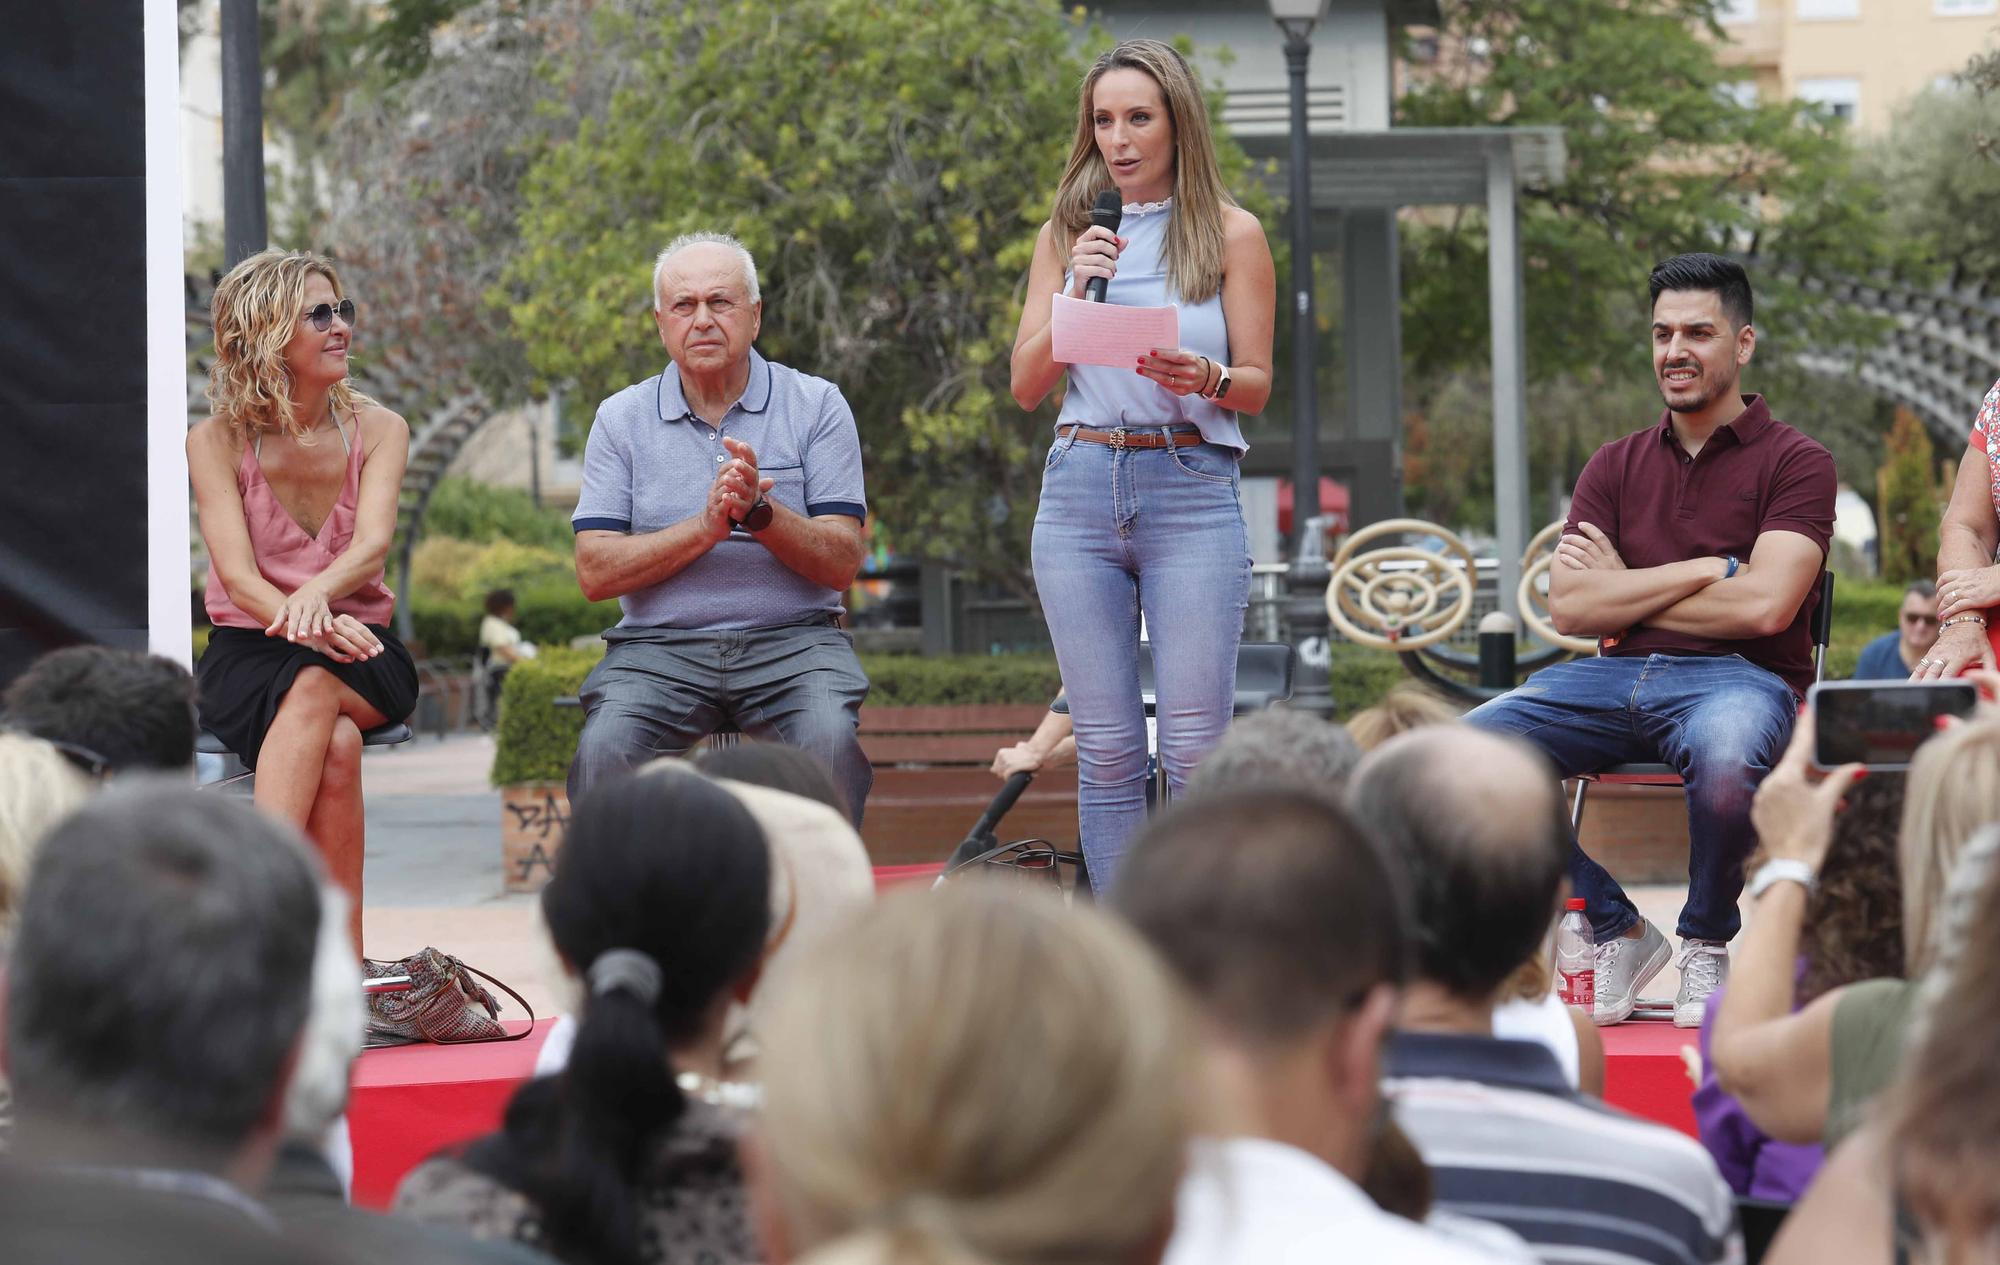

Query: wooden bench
[859,704,1075,867]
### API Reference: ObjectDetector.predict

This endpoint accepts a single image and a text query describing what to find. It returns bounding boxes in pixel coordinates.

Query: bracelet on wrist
[1941,613,1989,630]
[1747,858,1816,900]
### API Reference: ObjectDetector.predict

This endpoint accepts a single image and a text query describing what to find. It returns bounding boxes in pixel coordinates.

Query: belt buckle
[1109,427,1128,450]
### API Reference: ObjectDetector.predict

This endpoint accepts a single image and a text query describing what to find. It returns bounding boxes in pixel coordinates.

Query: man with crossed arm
[1468,253,1834,1029]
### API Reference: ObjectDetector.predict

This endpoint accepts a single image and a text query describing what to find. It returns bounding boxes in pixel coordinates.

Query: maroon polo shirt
[1563,395,1836,696]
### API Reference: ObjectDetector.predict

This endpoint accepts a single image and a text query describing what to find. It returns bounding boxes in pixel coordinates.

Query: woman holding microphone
[1011,39,1275,890]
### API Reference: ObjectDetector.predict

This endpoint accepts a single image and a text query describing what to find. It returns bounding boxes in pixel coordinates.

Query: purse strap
[424,957,539,1044]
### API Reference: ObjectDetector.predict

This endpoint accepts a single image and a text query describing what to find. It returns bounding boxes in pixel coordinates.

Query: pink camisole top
[203,412,397,630]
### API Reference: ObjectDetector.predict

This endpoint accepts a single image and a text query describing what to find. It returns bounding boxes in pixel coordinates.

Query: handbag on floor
[362,947,536,1046]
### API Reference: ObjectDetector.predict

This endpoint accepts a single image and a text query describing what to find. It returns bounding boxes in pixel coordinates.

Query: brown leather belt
[1061,425,1201,449]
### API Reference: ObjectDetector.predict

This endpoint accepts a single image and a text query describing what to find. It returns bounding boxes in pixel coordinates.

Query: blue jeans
[1031,429,1251,891]
[567,620,872,824]
[1466,654,1796,943]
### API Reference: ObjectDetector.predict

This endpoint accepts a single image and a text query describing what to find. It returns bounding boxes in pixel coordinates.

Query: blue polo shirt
[572,349,867,631]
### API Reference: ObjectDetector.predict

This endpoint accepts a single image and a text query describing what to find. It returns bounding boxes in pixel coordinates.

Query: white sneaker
[1592,919,1671,1026]
[1674,940,1730,1029]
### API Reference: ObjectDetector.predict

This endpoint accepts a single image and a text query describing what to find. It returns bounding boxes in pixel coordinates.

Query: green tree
[1396,0,1911,388]
[1864,78,2000,285]
[1877,408,1946,585]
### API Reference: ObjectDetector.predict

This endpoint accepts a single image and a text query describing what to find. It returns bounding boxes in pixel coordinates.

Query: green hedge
[410,583,622,659]
[490,648,1064,786]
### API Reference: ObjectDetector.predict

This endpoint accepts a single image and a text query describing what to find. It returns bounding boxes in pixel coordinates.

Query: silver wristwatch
[1746,858,1816,900]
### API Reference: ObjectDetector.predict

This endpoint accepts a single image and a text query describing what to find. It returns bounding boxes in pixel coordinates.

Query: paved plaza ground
[350,733,1697,1023]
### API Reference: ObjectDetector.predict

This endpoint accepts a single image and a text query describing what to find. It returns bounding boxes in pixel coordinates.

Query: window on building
[1716,0,1757,21]
[1797,77,1861,124]
[1935,0,1996,15]
[1719,80,1760,109]
[1795,0,1860,17]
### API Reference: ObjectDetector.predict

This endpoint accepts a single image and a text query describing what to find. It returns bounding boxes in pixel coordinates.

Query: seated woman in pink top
[188,249,417,950]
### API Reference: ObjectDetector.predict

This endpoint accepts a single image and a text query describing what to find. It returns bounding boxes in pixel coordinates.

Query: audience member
[398,772,772,1265]
[1344,683,1459,751]
[748,882,1193,1265]
[990,692,1077,780]
[1692,773,1905,1201]
[1115,788,1503,1264]
[1490,951,1606,1097]
[692,739,847,817]
[1181,706,1362,798]
[2,645,197,774]
[4,786,320,1230]
[1760,824,2000,1265]
[0,733,91,936]
[1349,727,1740,1265]
[1850,580,1938,680]
[1710,713,2000,1149]
[477,589,535,721]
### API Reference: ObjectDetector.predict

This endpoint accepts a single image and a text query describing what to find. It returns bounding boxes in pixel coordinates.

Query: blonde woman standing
[1011,39,1275,890]
[748,882,1194,1265]
[188,249,416,951]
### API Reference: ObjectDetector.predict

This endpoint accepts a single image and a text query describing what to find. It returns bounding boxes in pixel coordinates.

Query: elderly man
[568,233,871,821]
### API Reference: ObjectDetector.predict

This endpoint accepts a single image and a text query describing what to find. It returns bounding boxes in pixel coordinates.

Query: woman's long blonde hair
[207,249,376,445]
[756,883,1195,1265]
[1900,718,2000,974]
[1052,39,1233,305]
[0,733,91,937]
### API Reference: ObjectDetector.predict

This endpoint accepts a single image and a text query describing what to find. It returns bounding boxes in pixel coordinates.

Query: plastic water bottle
[1555,897,1596,1010]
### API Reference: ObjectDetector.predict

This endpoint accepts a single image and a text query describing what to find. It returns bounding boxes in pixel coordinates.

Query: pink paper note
[1049,294,1180,368]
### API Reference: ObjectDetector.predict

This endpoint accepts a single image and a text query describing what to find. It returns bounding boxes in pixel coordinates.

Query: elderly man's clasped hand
[702,435,775,542]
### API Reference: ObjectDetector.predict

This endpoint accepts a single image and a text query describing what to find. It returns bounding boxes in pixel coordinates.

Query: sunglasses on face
[3,728,113,779]
[301,298,357,332]
[1904,613,1941,626]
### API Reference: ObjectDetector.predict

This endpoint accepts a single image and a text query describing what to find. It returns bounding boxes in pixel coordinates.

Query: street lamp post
[1270,0,1333,716]
[220,0,268,268]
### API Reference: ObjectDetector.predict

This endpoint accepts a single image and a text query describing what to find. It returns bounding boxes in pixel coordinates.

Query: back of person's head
[1347,726,1567,1002]
[693,739,847,817]
[483,588,515,617]
[5,784,320,1164]
[1796,772,1907,1006]
[1901,718,2000,974]
[0,732,93,935]
[1344,685,1460,753]
[754,884,1193,1265]
[1115,788,1405,1045]
[1183,707,1362,799]
[280,887,366,1142]
[1886,825,2000,1252]
[2,646,197,774]
[471,771,771,1265]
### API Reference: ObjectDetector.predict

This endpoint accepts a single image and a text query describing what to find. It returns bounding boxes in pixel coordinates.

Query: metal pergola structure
[1239,125,1567,619]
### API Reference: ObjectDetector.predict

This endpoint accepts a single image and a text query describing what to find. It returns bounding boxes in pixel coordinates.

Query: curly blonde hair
[207,249,376,445]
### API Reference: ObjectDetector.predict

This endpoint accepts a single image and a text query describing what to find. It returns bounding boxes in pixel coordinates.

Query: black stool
[196,723,414,789]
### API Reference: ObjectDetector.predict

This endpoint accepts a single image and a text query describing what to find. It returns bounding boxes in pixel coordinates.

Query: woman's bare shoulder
[1222,205,1270,244]
[186,416,244,460]
[354,402,410,444]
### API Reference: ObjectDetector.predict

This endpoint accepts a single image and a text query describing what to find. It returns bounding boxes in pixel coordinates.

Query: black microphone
[1084,188,1122,303]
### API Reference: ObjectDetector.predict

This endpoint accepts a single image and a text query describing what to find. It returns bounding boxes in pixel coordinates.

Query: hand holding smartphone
[1808,679,1979,771]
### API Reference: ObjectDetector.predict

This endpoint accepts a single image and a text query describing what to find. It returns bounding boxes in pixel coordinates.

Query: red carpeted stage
[346,863,1702,1210]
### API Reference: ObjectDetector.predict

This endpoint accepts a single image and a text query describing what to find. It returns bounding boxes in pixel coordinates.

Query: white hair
[652,232,760,310]
[282,885,366,1139]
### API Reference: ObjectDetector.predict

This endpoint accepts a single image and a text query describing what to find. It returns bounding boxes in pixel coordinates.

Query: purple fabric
[1693,980,1824,1201]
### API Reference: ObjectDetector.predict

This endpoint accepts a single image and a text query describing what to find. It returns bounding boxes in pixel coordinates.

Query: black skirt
[196,625,419,768]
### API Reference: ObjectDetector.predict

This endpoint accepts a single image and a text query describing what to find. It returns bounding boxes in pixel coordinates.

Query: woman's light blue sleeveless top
[1055,199,1246,453]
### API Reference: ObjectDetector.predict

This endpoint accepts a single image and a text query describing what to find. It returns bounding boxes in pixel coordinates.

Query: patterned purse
[362,947,536,1046]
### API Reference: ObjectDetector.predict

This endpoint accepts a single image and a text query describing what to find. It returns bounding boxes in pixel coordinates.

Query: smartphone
[1808,679,1979,771]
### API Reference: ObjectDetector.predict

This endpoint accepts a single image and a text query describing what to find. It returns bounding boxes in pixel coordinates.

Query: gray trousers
[567,619,873,824]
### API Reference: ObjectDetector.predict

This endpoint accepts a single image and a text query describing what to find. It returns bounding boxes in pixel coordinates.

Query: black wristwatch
[735,496,774,533]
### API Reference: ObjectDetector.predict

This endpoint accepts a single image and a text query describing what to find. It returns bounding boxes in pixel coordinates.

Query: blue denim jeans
[1031,429,1251,892]
[1466,653,1797,943]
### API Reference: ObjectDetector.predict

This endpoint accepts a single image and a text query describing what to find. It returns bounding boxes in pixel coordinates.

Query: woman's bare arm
[1010,220,1071,411]
[1211,207,1275,416]
[188,419,289,628]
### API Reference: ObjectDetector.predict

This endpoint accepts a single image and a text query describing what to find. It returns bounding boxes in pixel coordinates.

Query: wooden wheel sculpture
[1325,519,1479,650]
[1517,520,1600,656]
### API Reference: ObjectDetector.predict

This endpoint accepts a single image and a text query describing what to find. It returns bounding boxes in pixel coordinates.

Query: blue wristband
[1723,555,1740,579]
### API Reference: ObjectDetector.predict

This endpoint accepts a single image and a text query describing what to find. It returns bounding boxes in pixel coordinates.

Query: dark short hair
[1648,252,1753,332]
[1185,708,1362,800]
[3,646,196,774]
[1905,580,1938,602]
[484,588,517,616]
[1114,789,1406,1043]
[693,739,846,816]
[6,784,320,1156]
[1347,728,1567,1001]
